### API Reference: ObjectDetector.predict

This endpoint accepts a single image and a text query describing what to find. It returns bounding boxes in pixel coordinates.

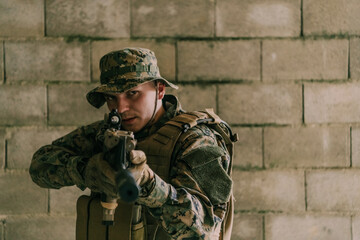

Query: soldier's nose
[116,98,130,114]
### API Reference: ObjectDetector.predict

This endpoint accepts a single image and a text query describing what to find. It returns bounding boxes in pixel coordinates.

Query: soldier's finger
[130,150,146,164]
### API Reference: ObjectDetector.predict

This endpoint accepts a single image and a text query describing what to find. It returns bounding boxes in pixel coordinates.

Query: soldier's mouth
[122,117,137,124]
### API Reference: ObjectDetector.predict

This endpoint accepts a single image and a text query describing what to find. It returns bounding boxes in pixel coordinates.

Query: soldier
[30,48,236,240]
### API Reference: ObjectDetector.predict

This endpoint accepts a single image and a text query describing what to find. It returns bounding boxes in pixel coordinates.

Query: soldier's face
[104,82,165,133]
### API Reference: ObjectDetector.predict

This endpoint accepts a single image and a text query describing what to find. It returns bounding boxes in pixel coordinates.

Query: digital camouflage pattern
[30,95,232,239]
[86,48,178,108]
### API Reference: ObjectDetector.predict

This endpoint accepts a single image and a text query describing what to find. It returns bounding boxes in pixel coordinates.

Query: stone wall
[1,0,360,239]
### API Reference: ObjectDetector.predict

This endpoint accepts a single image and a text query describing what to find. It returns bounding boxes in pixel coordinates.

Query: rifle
[101,109,139,226]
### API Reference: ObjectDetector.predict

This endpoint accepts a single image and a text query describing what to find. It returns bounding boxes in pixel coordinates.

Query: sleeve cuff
[66,156,87,190]
[137,174,170,208]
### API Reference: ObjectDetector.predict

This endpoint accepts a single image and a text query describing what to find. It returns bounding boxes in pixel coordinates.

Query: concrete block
[0,0,44,37]
[6,127,74,169]
[304,0,360,36]
[0,172,48,214]
[265,126,350,168]
[0,85,46,126]
[166,84,216,112]
[266,214,351,240]
[307,170,360,211]
[352,127,360,167]
[231,213,263,240]
[263,39,348,81]
[132,0,214,37]
[0,222,2,240]
[305,83,360,123]
[178,41,260,81]
[0,221,2,240]
[46,0,129,38]
[218,84,302,124]
[0,41,3,83]
[48,84,108,126]
[91,40,175,81]
[50,186,90,214]
[350,38,360,79]
[5,215,75,240]
[5,40,90,82]
[233,169,305,211]
[232,127,263,168]
[0,129,4,169]
[216,0,300,37]
[353,216,360,240]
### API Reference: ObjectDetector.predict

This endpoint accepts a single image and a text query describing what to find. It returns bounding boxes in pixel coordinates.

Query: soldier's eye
[127,91,139,97]
[104,95,116,101]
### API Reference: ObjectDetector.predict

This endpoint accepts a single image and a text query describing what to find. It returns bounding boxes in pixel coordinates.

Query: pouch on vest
[76,195,145,240]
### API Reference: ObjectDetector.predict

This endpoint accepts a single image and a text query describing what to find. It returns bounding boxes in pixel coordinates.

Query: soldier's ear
[157,82,165,100]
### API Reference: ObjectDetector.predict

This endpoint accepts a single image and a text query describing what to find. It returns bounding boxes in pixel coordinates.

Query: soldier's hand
[84,153,118,198]
[128,150,154,186]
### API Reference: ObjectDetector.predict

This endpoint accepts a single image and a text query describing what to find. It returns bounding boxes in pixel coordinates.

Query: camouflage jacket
[30,94,232,240]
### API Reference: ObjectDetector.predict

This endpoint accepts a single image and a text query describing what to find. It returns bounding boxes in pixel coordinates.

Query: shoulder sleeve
[180,145,232,205]
[174,124,232,205]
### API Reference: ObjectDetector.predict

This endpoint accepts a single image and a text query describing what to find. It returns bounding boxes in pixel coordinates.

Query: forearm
[30,121,103,190]
[29,145,87,190]
[137,174,223,239]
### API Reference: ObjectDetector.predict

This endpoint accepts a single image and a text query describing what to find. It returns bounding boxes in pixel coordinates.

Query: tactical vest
[76,109,237,240]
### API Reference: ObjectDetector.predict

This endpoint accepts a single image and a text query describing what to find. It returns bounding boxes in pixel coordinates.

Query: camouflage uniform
[29,48,233,240]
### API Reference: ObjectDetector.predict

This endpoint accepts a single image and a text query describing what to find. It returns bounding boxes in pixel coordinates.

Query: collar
[134,94,183,140]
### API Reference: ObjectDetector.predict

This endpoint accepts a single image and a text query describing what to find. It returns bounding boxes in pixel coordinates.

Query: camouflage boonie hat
[86,47,178,108]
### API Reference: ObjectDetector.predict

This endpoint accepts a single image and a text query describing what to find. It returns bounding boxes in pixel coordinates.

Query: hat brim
[86,77,178,108]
